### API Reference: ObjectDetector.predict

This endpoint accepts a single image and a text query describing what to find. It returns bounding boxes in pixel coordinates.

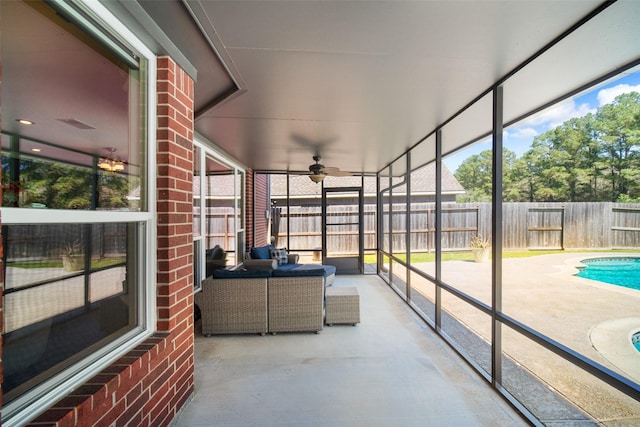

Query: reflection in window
[0,152,139,210]
[2,222,136,401]
[0,0,149,417]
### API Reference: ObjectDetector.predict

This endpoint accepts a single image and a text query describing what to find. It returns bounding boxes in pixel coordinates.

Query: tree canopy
[454,92,640,202]
[2,158,133,209]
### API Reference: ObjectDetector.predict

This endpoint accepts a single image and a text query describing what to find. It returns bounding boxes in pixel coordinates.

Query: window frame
[0,1,157,425]
[192,136,246,292]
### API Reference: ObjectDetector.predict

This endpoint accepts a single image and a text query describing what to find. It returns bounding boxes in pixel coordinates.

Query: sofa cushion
[270,247,288,265]
[275,263,299,271]
[271,264,326,277]
[213,268,272,279]
[320,264,337,277]
[250,245,273,260]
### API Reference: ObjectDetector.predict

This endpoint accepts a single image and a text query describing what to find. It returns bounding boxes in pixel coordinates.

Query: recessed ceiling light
[31,148,42,152]
[17,119,35,125]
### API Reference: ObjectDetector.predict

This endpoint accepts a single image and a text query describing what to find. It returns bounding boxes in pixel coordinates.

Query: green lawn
[366,248,640,264]
[7,258,125,270]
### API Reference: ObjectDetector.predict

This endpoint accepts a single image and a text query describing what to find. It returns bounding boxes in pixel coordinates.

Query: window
[1,0,155,423]
[192,142,245,289]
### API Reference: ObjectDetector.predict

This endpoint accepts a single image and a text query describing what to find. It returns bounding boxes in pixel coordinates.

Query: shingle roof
[270,163,464,196]
[192,174,237,198]
[134,164,464,201]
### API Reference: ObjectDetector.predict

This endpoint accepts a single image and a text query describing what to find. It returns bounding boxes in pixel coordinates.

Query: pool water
[634,333,640,352]
[576,257,640,291]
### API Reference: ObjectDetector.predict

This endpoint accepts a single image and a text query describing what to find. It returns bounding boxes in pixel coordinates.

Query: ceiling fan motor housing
[309,155,325,174]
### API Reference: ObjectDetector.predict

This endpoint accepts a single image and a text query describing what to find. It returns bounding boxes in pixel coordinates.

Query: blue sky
[443,69,640,173]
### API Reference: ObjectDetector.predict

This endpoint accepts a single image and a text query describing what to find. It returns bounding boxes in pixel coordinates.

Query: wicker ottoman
[325,286,360,326]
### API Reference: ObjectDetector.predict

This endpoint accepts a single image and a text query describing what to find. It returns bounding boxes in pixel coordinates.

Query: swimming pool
[576,257,640,291]
[633,332,640,352]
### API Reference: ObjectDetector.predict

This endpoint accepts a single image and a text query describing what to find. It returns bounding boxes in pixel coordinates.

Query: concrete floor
[172,275,527,427]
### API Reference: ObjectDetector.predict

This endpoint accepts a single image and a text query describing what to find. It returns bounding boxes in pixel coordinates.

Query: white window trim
[1,1,157,425]
[193,136,247,291]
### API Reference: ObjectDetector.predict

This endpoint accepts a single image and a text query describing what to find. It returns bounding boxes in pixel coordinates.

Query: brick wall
[26,57,195,427]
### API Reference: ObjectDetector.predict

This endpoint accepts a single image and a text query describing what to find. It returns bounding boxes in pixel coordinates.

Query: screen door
[322,187,364,274]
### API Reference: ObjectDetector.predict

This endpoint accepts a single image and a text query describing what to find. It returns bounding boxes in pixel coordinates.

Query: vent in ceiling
[57,118,95,129]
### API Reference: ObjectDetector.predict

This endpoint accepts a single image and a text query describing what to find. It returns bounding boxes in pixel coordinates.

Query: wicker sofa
[195,267,326,335]
[244,245,336,286]
[195,272,269,336]
[268,275,324,334]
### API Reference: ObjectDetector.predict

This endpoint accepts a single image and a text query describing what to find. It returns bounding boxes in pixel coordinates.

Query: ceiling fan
[307,155,352,183]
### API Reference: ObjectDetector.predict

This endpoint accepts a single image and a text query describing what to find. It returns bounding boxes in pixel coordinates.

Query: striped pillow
[270,247,288,265]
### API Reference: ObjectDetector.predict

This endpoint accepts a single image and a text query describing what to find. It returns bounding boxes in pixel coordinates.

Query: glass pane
[1,0,145,212]
[204,156,233,263]
[193,145,202,238]
[253,173,272,249]
[0,143,141,211]
[235,170,245,229]
[2,222,137,402]
[0,0,150,416]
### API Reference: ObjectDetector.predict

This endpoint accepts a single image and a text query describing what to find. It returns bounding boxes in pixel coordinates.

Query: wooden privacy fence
[6,203,637,258]
[4,223,128,261]
[272,202,639,253]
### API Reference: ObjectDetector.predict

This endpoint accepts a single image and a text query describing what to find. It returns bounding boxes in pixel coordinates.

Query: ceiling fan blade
[322,168,352,176]
[320,166,340,174]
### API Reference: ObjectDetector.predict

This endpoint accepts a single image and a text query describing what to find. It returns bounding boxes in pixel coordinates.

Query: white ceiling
[185,0,613,174]
[3,0,639,176]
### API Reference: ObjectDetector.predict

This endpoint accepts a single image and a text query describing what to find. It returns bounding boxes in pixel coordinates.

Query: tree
[523,114,597,202]
[454,148,518,202]
[2,157,133,209]
[594,92,640,201]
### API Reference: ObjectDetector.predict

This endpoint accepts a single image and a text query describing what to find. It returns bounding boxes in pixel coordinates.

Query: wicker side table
[325,286,360,326]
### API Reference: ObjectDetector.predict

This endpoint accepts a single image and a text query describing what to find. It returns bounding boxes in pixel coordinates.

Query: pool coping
[589,317,640,383]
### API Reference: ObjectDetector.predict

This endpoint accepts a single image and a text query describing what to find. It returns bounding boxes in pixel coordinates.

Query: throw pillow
[251,245,273,260]
[270,247,288,265]
[210,245,224,260]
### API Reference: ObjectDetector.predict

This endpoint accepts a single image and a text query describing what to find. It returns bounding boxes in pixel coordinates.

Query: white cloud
[506,127,538,140]
[597,83,640,106]
[524,100,595,130]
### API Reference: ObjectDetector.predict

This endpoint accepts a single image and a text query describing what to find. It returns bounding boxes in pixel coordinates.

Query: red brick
[116,409,144,427]
[94,398,126,427]
[28,407,75,425]
[147,382,172,422]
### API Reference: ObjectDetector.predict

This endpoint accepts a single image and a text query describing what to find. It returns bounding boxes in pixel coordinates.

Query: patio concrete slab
[173,275,527,427]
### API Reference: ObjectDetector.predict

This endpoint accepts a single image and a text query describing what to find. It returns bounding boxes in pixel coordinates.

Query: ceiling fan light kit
[309,173,325,183]
[98,147,125,172]
[307,154,350,183]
